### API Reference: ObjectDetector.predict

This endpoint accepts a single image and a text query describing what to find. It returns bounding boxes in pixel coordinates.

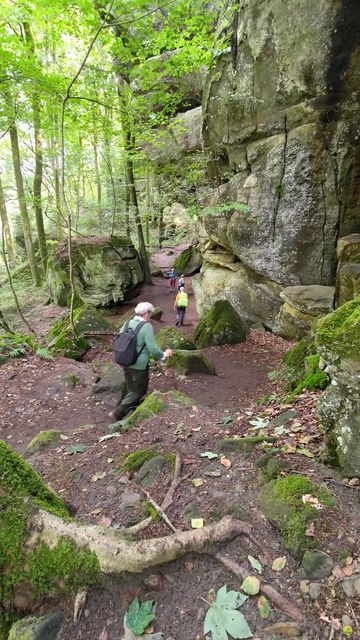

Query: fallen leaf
[220,455,232,469]
[241,575,260,595]
[91,471,107,482]
[297,447,315,458]
[192,478,204,488]
[200,451,218,460]
[272,557,287,572]
[305,522,315,537]
[345,556,353,565]
[248,555,263,574]
[191,518,204,528]
[66,444,87,454]
[343,565,353,577]
[332,565,344,580]
[257,595,270,618]
[282,444,297,454]
[302,494,324,509]
[99,628,108,640]
[185,561,193,572]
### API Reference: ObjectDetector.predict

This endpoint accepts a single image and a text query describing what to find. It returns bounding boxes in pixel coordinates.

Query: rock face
[336,234,360,305]
[274,285,335,339]
[141,107,202,165]
[47,237,143,307]
[316,296,360,477]
[194,0,360,328]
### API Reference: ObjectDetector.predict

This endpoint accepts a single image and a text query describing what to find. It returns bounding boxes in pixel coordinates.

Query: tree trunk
[158,208,164,249]
[117,78,151,283]
[8,123,40,286]
[0,175,16,263]
[92,132,102,232]
[23,22,48,273]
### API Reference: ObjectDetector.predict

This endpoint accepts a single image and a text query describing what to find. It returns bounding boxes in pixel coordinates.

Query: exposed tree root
[213,552,303,623]
[30,512,252,574]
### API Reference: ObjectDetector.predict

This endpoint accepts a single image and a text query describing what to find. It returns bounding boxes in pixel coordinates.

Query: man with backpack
[111,302,172,423]
[174,286,188,326]
[168,268,177,292]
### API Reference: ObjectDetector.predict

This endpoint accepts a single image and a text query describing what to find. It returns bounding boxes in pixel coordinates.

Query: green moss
[316,295,360,359]
[26,429,63,452]
[285,370,329,403]
[194,300,248,348]
[167,389,195,407]
[282,338,329,402]
[282,339,315,368]
[121,391,167,430]
[141,501,161,522]
[166,349,215,375]
[258,475,334,558]
[47,314,89,361]
[0,441,99,629]
[174,246,192,273]
[220,436,275,452]
[120,448,159,473]
[156,326,196,351]
[165,452,176,473]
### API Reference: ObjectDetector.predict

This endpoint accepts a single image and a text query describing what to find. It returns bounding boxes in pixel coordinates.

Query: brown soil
[1,245,359,640]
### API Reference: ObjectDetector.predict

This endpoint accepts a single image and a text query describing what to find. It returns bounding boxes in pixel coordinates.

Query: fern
[8,346,27,358]
[35,347,54,360]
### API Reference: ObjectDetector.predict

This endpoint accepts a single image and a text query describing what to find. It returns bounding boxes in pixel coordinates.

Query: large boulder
[192,263,282,329]
[274,285,335,339]
[166,349,215,375]
[316,296,360,477]
[194,0,360,322]
[47,307,110,360]
[173,244,203,276]
[194,300,248,347]
[47,236,143,307]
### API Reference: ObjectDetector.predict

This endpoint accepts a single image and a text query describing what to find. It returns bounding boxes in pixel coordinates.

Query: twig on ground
[213,552,303,623]
[127,453,183,534]
[140,487,178,532]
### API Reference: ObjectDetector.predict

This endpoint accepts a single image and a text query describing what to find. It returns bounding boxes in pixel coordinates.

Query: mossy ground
[119,391,167,431]
[259,474,334,558]
[281,339,329,402]
[194,299,248,348]
[0,442,99,630]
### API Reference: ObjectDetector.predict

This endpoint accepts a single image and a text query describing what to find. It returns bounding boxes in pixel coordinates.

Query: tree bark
[23,22,48,273]
[0,174,16,263]
[8,122,40,286]
[92,130,102,232]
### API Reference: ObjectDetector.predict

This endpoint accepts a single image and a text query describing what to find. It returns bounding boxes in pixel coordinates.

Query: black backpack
[114,320,147,366]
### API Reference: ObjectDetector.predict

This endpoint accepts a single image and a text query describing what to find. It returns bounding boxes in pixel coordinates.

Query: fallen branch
[213,552,303,623]
[30,512,252,574]
[140,487,178,532]
[127,453,183,534]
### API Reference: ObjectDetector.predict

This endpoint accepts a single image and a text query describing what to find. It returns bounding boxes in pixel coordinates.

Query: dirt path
[1,245,359,640]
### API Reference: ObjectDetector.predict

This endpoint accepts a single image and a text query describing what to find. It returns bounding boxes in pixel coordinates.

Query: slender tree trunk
[92,132,102,232]
[116,77,151,283]
[8,123,40,286]
[0,175,16,263]
[158,208,164,249]
[23,22,47,272]
[124,180,131,239]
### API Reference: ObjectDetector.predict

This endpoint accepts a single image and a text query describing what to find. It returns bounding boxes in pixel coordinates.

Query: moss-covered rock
[315,297,360,477]
[220,436,275,452]
[258,475,333,558]
[194,299,248,347]
[25,430,64,455]
[120,447,161,473]
[316,295,360,360]
[156,326,196,351]
[47,306,111,360]
[0,441,100,629]
[111,389,196,432]
[166,349,215,375]
[281,338,329,402]
[173,245,202,276]
[8,612,64,640]
[47,236,143,307]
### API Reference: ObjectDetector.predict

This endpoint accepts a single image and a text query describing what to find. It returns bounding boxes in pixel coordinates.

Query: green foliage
[125,597,154,636]
[141,501,161,522]
[187,201,251,221]
[204,584,251,640]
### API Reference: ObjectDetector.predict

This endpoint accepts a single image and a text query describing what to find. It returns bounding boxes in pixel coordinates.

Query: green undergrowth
[269,338,329,403]
[259,474,334,558]
[0,441,100,630]
[0,332,53,361]
[141,501,161,522]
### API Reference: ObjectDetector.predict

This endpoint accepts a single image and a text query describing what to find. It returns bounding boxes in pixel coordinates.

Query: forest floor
[1,245,360,640]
